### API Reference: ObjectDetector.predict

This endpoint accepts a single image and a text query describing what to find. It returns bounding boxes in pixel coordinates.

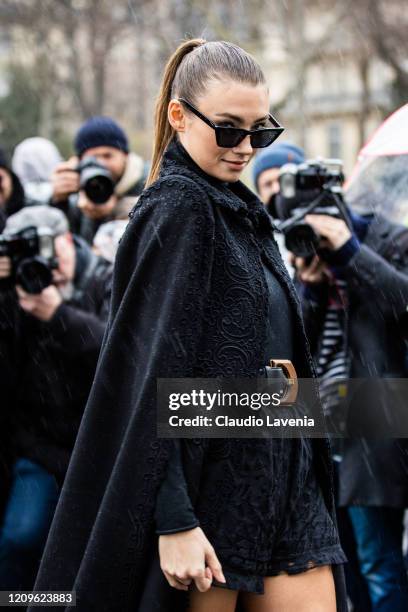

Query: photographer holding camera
[272,159,408,611]
[50,116,146,243]
[0,205,112,591]
[252,142,305,270]
[253,141,305,216]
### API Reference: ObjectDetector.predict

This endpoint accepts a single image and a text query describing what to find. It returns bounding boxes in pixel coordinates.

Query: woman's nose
[232,134,253,156]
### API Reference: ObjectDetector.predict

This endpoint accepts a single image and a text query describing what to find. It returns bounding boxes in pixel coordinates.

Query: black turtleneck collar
[162,137,231,190]
[159,137,277,234]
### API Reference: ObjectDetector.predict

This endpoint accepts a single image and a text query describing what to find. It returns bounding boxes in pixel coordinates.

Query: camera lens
[78,157,115,205]
[285,223,320,258]
[84,176,114,205]
[16,256,53,294]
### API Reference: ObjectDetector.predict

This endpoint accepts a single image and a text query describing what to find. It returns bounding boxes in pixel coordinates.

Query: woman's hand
[159,526,226,592]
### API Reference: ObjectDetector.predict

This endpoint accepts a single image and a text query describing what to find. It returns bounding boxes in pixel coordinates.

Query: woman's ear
[168,99,186,133]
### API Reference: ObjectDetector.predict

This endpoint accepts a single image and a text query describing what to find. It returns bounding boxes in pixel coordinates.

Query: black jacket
[299,214,408,507]
[30,140,347,612]
[0,237,112,482]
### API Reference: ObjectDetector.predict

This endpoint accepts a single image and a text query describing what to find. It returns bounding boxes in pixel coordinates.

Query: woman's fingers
[191,566,212,592]
[174,575,192,586]
[163,570,189,591]
[205,545,226,583]
[158,528,223,593]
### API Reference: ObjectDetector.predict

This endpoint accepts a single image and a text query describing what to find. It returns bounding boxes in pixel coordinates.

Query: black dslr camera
[77,157,115,205]
[272,159,352,258]
[0,226,58,294]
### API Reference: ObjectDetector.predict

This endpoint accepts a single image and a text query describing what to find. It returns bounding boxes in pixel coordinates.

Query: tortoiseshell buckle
[269,359,298,405]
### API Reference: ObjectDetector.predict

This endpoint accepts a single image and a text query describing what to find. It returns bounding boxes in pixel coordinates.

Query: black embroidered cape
[30,140,347,611]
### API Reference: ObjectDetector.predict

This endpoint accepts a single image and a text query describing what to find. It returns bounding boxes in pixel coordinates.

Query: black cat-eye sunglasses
[178,97,284,149]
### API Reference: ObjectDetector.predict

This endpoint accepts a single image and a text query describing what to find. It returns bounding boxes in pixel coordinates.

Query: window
[328,123,342,158]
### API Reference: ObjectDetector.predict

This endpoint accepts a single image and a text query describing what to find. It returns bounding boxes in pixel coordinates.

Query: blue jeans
[348,506,408,612]
[0,457,60,590]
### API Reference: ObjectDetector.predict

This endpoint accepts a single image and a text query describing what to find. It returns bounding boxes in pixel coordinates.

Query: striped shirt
[316,278,350,457]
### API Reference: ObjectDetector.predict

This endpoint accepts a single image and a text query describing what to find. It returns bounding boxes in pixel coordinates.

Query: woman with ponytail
[30,39,348,612]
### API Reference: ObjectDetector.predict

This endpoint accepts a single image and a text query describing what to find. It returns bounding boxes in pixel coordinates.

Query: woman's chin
[209,168,243,183]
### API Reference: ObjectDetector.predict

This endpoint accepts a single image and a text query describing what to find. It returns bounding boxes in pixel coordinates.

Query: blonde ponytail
[146,38,206,187]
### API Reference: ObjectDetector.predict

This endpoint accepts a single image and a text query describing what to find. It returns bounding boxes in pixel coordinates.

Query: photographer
[51,116,146,243]
[0,206,112,591]
[252,142,304,269]
[12,137,62,207]
[284,163,408,611]
[252,141,305,215]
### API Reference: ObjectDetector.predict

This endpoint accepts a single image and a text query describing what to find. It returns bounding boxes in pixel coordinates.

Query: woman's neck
[171,138,230,187]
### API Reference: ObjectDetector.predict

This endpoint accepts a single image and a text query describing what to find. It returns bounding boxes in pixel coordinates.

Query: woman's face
[169,79,270,182]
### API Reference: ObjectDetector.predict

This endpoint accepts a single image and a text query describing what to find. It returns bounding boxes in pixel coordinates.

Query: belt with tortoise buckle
[259,359,299,405]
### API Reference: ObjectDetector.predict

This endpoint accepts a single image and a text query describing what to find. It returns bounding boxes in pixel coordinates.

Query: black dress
[155,228,346,594]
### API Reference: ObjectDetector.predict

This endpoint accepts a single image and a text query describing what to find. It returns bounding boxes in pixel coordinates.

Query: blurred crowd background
[0,0,407,177]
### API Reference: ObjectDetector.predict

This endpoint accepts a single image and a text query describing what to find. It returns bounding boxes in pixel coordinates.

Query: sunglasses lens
[216,128,245,148]
[216,126,284,149]
[251,129,282,148]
